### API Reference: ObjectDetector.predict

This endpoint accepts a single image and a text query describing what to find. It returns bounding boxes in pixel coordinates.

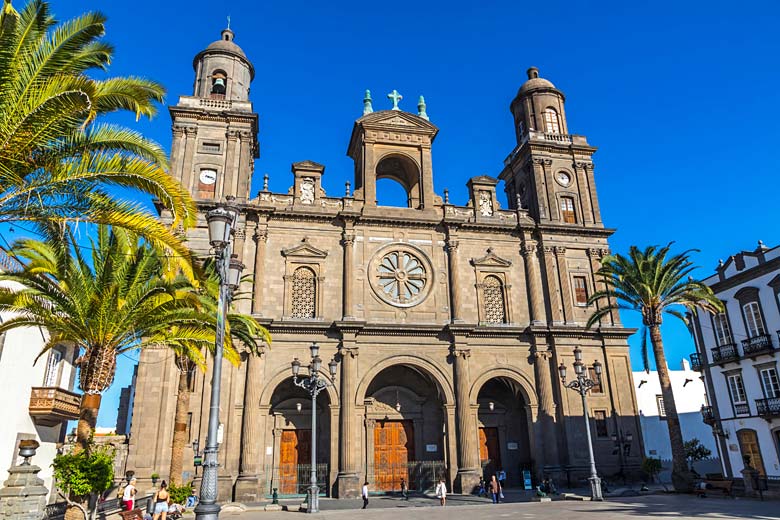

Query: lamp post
[195,200,244,520]
[291,343,339,514]
[558,347,604,501]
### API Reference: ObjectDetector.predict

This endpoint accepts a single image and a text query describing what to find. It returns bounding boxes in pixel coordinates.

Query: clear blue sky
[51,0,780,427]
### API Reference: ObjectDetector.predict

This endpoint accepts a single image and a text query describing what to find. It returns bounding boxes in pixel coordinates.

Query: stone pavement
[228,494,780,519]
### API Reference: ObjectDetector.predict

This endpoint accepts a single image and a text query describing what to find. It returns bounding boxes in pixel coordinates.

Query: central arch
[355,355,454,406]
[375,153,422,208]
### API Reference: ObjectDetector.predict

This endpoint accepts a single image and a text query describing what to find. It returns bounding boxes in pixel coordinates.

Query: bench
[118,509,146,520]
[696,479,733,497]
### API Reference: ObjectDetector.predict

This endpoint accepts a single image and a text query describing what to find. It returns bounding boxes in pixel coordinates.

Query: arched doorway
[267,377,333,497]
[476,377,532,487]
[363,364,448,493]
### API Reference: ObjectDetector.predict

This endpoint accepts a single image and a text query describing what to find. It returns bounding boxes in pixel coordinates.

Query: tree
[684,438,712,474]
[52,442,114,520]
[167,259,270,485]
[0,0,196,262]
[587,244,723,492]
[0,224,228,451]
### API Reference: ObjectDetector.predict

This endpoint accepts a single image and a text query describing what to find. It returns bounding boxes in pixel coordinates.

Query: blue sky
[47,0,780,427]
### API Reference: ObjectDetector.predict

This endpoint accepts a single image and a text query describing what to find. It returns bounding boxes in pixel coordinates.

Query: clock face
[199,169,217,185]
[556,172,571,187]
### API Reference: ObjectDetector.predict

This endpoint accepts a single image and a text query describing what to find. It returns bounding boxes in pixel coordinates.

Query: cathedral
[126,28,644,501]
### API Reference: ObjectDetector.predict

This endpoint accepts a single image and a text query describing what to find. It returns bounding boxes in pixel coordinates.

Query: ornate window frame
[281,238,328,320]
[470,249,513,325]
[734,286,768,338]
[554,191,580,224]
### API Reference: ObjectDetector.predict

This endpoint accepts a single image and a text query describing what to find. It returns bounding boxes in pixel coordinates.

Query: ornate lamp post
[195,201,244,520]
[291,343,339,514]
[558,347,604,501]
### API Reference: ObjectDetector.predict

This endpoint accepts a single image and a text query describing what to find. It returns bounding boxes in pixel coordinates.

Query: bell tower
[167,27,259,204]
[500,67,602,227]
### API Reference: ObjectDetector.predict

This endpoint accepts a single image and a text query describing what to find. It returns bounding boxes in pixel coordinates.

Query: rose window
[371,245,431,307]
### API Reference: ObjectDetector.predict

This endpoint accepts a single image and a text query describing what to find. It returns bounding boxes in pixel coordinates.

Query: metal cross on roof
[387,89,403,110]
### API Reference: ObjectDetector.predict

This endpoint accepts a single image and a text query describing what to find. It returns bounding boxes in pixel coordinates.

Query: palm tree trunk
[649,325,690,491]
[169,367,191,485]
[75,394,102,453]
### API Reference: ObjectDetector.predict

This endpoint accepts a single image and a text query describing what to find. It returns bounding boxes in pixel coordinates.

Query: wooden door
[374,420,414,491]
[279,429,311,494]
[479,427,501,479]
[738,429,766,476]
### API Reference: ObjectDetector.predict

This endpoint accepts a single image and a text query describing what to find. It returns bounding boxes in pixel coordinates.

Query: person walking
[400,478,408,500]
[362,481,370,509]
[152,480,170,520]
[435,478,447,506]
[489,475,501,504]
[122,477,137,511]
[498,468,507,490]
[478,476,487,497]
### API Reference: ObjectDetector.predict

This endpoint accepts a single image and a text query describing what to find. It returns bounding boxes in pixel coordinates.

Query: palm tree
[586,244,722,491]
[168,260,270,485]
[0,224,225,452]
[0,0,196,261]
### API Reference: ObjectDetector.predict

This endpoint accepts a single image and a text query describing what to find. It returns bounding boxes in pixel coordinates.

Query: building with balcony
[632,359,720,480]
[0,276,79,499]
[691,241,780,478]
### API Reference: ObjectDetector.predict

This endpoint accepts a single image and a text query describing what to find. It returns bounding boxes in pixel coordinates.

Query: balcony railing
[29,387,80,426]
[711,343,740,364]
[742,334,774,357]
[701,405,716,425]
[690,353,703,371]
[756,397,780,418]
[734,403,751,416]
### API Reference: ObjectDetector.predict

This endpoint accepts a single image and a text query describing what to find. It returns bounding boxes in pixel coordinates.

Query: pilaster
[542,246,563,324]
[341,230,356,320]
[252,224,268,315]
[531,345,561,476]
[336,343,360,498]
[452,348,479,493]
[521,241,546,325]
[555,246,575,324]
[235,350,265,502]
[445,235,463,322]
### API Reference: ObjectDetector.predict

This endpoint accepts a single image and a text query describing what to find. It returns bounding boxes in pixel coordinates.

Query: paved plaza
[232,495,779,519]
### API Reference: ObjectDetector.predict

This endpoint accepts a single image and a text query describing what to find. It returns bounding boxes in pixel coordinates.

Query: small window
[573,276,588,306]
[656,395,666,417]
[544,107,561,134]
[588,367,603,394]
[202,142,221,153]
[760,368,780,398]
[593,410,609,438]
[560,197,576,223]
[713,313,732,346]
[743,302,766,338]
[43,350,62,387]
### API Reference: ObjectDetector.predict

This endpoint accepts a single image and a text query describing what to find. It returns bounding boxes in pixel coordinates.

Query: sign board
[507,442,518,450]
[523,469,532,490]
[426,444,438,452]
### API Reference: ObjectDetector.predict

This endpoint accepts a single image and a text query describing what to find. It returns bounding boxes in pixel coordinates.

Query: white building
[632,359,720,477]
[0,253,80,499]
[691,241,780,478]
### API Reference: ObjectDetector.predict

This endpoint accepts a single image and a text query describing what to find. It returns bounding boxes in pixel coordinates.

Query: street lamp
[291,343,339,514]
[195,200,243,520]
[559,347,604,501]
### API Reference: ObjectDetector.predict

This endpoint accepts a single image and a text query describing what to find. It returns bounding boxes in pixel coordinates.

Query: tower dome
[510,66,568,141]
[517,67,561,97]
[192,28,254,101]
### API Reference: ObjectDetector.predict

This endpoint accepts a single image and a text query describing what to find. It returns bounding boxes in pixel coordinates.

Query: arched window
[291,267,317,319]
[560,197,576,223]
[211,70,227,98]
[482,275,506,324]
[544,107,561,134]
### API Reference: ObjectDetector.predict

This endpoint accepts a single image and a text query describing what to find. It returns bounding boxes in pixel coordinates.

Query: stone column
[341,231,355,320]
[587,248,619,325]
[235,351,265,502]
[554,246,574,324]
[252,226,268,315]
[542,246,563,324]
[336,346,360,497]
[573,161,594,225]
[532,347,561,475]
[445,237,462,322]
[521,241,546,325]
[453,348,479,493]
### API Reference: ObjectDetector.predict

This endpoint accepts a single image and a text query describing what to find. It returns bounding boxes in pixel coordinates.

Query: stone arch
[260,364,339,408]
[375,153,422,208]
[469,367,538,408]
[355,354,455,406]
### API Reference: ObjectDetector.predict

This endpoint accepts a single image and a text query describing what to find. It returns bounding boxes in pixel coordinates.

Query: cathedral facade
[126,29,644,501]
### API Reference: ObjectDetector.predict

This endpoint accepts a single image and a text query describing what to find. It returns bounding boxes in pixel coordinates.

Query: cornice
[709,255,780,294]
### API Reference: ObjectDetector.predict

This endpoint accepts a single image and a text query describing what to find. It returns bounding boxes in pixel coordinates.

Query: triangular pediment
[470,248,512,268]
[358,110,438,133]
[282,238,328,258]
[292,160,325,172]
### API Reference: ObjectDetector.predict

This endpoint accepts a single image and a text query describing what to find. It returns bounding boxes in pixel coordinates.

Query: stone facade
[126,30,644,501]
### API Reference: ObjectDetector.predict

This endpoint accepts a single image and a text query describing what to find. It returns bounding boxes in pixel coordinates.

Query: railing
[701,405,716,424]
[199,97,233,110]
[266,463,329,497]
[711,343,740,364]
[690,353,703,371]
[365,460,446,493]
[529,130,573,144]
[734,403,751,416]
[29,387,81,426]
[756,397,780,418]
[742,334,774,356]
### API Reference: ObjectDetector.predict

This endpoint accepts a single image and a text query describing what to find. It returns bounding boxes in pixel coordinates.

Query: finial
[227,15,231,30]
[262,173,269,191]
[718,259,724,267]
[363,90,373,115]
[443,189,450,204]
[417,95,428,120]
[387,89,403,110]
[758,240,766,249]
[345,181,351,197]
[527,66,539,79]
